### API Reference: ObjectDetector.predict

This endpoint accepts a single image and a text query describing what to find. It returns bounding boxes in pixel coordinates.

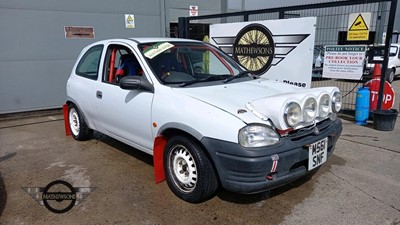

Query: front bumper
[201,118,342,194]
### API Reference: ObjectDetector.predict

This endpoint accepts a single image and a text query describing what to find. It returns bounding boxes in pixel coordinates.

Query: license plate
[308,137,328,171]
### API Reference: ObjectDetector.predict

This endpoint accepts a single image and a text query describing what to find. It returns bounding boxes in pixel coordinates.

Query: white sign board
[125,14,135,29]
[210,17,316,88]
[189,5,198,16]
[322,45,366,80]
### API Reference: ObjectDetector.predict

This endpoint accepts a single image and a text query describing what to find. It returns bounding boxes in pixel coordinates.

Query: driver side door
[94,42,154,153]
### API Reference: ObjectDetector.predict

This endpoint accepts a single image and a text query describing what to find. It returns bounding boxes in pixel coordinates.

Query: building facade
[0,0,398,113]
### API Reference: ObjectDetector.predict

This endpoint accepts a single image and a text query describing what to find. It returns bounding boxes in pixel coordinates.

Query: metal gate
[178,0,398,113]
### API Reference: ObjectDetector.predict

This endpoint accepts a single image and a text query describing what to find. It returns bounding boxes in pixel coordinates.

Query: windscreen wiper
[223,71,257,83]
[180,75,232,87]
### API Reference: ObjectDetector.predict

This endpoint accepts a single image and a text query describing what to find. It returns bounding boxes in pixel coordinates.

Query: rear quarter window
[76,45,104,79]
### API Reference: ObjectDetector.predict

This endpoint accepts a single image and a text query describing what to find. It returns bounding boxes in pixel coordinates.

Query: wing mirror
[119,76,154,93]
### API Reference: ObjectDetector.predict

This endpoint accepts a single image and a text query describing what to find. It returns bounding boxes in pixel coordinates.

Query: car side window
[103,45,143,84]
[76,45,103,79]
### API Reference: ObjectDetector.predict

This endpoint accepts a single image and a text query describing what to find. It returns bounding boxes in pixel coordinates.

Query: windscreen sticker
[144,42,174,59]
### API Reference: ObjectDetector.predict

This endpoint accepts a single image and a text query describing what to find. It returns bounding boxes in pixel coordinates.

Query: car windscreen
[138,42,252,87]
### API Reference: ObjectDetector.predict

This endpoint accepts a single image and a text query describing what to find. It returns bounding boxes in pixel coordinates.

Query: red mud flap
[63,104,71,136]
[153,136,167,184]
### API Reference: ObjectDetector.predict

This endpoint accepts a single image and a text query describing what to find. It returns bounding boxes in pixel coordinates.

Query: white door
[94,43,155,153]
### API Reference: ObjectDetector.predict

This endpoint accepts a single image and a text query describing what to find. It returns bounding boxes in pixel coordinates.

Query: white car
[365,44,400,83]
[66,38,343,203]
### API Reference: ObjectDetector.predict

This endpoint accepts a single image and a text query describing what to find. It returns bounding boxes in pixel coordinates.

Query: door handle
[96,91,102,99]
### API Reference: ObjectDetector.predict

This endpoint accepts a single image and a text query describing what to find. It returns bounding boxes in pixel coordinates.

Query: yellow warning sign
[347,12,371,41]
[125,14,135,29]
[349,14,368,31]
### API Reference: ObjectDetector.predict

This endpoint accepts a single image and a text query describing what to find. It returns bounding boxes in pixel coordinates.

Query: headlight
[318,94,330,117]
[332,91,342,113]
[303,97,317,122]
[284,102,301,127]
[238,124,280,147]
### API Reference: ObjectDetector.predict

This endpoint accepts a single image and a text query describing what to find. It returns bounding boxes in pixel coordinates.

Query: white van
[365,44,400,83]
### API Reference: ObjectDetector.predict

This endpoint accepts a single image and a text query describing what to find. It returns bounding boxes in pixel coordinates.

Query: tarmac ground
[0,81,400,225]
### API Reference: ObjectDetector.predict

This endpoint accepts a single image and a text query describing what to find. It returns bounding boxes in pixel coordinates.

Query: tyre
[68,104,93,141]
[387,69,395,83]
[164,135,218,203]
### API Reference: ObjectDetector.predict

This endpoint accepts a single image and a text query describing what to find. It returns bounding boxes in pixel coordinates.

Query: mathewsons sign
[210,17,316,88]
[233,24,275,75]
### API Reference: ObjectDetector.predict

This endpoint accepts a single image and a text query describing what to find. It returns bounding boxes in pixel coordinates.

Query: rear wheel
[164,135,218,203]
[68,104,93,141]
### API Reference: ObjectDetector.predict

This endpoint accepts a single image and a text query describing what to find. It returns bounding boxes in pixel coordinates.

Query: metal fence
[178,0,398,114]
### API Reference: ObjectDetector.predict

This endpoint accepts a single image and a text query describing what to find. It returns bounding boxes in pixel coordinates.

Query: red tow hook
[266,172,277,181]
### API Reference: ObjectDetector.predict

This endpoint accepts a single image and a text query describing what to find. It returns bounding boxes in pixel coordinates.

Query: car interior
[104,45,143,84]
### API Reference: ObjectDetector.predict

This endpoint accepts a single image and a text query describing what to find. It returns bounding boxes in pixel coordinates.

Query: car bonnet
[173,78,294,127]
[173,78,339,130]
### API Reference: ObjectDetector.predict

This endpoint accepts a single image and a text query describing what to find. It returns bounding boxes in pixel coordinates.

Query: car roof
[87,37,204,47]
[128,37,203,44]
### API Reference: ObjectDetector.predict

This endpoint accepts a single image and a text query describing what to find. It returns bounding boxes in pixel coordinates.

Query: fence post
[279,10,285,19]
[178,17,189,38]
[377,0,397,110]
[244,13,249,21]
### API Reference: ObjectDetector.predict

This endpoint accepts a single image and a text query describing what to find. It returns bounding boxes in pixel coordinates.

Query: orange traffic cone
[372,64,381,79]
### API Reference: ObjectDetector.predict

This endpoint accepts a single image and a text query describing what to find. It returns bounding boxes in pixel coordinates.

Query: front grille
[288,119,332,142]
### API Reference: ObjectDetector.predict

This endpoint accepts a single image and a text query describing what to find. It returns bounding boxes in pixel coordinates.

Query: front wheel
[164,135,218,203]
[68,104,93,141]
